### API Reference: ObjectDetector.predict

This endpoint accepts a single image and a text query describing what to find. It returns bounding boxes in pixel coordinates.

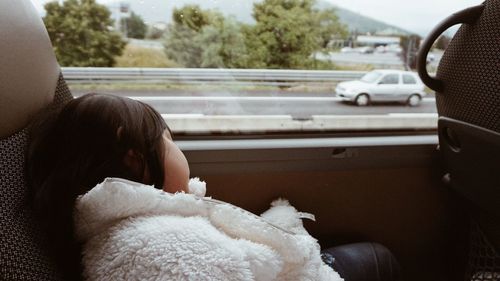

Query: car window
[360,72,382,83]
[380,74,399,84]
[403,74,417,84]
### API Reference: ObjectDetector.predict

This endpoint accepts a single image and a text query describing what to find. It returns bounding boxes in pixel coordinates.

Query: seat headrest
[0,0,59,139]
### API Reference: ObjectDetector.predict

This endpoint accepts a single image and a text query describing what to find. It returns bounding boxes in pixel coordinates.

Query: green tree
[121,12,147,39]
[164,24,203,67]
[249,0,347,69]
[400,34,422,70]
[316,8,348,49]
[241,24,269,69]
[164,5,216,67]
[434,35,450,50]
[43,0,126,67]
[164,5,249,68]
[146,25,166,40]
[172,5,214,32]
[197,19,250,68]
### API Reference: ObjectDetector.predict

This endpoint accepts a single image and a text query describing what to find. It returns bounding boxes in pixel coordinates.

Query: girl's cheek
[163,144,190,193]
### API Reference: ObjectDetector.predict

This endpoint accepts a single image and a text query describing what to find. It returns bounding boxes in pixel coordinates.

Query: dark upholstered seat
[1,75,73,280]
[323,242,400,281]
[417,0,500,279]
[0,0,73,279]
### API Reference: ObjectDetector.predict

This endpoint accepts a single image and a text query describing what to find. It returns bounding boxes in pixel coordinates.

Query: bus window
[30,0,479,137]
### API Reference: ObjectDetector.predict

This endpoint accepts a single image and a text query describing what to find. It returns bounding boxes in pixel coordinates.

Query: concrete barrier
[163,114,438,134]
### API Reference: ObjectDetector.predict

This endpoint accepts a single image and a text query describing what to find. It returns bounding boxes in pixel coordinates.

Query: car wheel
[407,94,421,107]
[355,94,370,106]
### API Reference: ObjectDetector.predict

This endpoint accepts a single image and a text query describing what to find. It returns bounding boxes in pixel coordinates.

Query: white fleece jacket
[74,178,343,281]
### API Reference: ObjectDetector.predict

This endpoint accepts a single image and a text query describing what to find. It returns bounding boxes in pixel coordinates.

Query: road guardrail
[61,67,367,86]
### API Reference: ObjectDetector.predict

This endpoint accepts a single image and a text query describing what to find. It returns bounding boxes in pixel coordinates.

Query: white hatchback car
[335,70,427,106]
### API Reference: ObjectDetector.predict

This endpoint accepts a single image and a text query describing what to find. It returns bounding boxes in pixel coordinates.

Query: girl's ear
[123,149,151,184]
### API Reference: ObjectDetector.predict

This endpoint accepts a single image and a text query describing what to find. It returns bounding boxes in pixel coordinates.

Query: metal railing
[61,67,367,86]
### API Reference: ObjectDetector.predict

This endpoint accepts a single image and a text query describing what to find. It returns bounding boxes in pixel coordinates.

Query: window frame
[178,134,439,174]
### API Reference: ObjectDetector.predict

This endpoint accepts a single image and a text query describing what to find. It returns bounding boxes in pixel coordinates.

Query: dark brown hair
[26,93,169,279]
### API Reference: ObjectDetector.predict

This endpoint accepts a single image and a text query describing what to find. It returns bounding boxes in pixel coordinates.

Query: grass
[69,82,435,96]
[68,81,341,94]
[115,45,179,68]
[335,64,376,71]
[68,82,281,92]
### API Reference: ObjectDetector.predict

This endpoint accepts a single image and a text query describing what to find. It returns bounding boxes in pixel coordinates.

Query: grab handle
[417,4,484,92]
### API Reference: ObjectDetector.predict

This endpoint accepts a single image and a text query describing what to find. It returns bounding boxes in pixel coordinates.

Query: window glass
[360,72,382,83]
[403,74,417,84]
[29,0,479,135]
[380,74,399,84]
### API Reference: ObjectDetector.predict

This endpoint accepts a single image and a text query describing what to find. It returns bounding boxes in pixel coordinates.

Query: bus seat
[323,242,400,281]
[417,0,500,279]
[0,0,73,279]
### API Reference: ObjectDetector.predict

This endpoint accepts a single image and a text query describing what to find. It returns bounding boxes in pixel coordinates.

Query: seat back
[417,0,500,279]
[0,1,73,279]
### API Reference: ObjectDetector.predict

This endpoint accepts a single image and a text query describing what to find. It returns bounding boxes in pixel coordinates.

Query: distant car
[335,69,426,106]
[356,46,374,54]
[427,53,436,63]
[385,44,402,54]
[340,47,355,53]
[375,45,387,53]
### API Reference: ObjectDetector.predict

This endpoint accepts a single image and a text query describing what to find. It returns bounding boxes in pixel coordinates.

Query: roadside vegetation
[115,45,179,68]
[43,0,437,72]
[68,79,342,94]
[67,82,292,93]
[164,1,347,69]
[43,0,126,67]
[120,12,148,39]
[43,0,348,70]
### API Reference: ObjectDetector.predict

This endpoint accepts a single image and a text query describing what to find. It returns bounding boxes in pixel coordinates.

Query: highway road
[71,88,437,118]
[315,51,443,69]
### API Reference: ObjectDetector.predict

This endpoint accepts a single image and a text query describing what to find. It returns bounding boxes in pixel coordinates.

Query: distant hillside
[110,0,412,35]
[333,7,412,35]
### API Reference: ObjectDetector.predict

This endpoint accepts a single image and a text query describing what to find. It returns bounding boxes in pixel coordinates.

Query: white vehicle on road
[335,69,427,106]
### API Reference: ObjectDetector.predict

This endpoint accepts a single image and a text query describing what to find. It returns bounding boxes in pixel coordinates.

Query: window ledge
[177,134,438,151]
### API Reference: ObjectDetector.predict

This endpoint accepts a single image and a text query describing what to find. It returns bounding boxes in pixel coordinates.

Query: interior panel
[183,139,469,281]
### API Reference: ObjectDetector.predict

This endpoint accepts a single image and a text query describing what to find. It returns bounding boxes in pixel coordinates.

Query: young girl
[27,93,343,281]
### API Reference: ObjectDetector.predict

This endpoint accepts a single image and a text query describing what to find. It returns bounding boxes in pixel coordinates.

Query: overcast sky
[31,0,482,35]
